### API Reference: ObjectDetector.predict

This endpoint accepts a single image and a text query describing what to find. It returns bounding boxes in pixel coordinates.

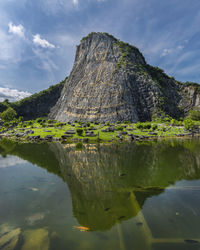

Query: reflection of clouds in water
[0,155,27,168]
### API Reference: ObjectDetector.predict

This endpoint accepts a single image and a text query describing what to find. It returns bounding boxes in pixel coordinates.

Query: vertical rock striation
[50,32,200,122]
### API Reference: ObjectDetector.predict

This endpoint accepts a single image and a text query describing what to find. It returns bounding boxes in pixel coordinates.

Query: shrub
[188,109,200,121]
[86,122,91,127]
[183,119,195,130]
[136,122,151,130]
[116,126,124,131]
[151,124,158,131]
[76,128,84,136]
[36,117,43,123]
[170,119,180,126]
[1,107,17,122]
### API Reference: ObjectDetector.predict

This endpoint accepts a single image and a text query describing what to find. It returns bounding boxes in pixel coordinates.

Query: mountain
[50,32,200,123]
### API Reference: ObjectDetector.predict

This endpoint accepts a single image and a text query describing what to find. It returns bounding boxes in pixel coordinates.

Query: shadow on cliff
[1,139,200,231]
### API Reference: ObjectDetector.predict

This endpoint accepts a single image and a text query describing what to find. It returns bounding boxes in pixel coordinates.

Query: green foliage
[55,122,65,128]
[188,109,200,121]
[1,107,17,121]
[86,121,91,127]
[76,128,84,136]
[115,40,145,71]
[183,119,195,130]
[105,122,110,126]
[151,124,158,131]
[116,126,124,131]
[75,142,83,151]
[136,122,151,130]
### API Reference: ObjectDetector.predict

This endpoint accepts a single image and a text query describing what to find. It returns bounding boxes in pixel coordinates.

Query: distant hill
[0,79,65,120]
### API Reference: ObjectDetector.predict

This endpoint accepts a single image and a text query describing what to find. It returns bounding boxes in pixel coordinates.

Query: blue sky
[0,0,200,99]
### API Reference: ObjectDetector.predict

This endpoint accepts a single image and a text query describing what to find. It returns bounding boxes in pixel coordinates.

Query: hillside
[0,79,65,120]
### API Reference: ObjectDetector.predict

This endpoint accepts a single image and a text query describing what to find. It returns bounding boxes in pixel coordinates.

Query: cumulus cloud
[8,22,25,37]
[0,87,31,102]
[33,34,55,48]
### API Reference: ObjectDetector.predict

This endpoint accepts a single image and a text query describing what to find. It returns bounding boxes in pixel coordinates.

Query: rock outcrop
[50,32,200,123]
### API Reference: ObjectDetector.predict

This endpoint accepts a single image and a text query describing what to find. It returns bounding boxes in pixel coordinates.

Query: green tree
[188,109,200,121]
[1,107,17,121]
[183,119,195,130]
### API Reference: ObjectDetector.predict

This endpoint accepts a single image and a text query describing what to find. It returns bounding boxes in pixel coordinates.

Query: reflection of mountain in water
[1,139,200,231]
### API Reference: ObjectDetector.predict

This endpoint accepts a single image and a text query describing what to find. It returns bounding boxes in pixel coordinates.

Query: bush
[76,128,84,136]
[151,124,158,131]
[170,119,180,126]
[116,126,124,131]
[136,122,151,130]
[188,109,200,121]
[86,122,90,127]
[1,107,17,121]
[183,119,195,130]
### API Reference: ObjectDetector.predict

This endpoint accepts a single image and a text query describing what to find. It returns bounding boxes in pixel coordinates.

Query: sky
[0,0,200,100]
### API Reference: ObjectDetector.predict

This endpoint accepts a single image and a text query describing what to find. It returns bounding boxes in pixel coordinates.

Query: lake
[1,138,200,250]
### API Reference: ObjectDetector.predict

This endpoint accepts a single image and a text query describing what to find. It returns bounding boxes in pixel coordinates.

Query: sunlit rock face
[49,33,165,122]
[49,32,200,123]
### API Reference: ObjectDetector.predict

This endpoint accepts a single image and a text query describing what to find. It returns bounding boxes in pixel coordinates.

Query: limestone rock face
[50,32,200,122]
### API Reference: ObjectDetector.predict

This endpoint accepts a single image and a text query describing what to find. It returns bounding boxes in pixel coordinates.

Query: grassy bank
[0,118,199,143]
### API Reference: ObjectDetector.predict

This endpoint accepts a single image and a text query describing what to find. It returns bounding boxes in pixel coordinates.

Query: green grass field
[3,120,191,143]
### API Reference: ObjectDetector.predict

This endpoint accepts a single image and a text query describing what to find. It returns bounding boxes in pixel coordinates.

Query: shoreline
[1,131,200,144]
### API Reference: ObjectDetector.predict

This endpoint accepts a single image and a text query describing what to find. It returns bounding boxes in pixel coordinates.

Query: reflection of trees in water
[49,140,200,231]
[1,139,200,231]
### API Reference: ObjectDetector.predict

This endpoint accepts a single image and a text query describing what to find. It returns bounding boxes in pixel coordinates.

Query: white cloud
[73,0,78,5]
[33,34,55,48]
[8,22,24,37]
[0,155,27,168]
[161,48,172,57]
[0,87,31,102]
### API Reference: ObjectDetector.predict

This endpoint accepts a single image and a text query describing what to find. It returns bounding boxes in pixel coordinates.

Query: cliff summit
[49,32,200,122]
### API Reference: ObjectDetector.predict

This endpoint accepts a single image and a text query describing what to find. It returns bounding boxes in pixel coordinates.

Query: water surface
[1,138,200,249]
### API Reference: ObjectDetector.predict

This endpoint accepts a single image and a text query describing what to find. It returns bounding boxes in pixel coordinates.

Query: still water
[1,138,200,250]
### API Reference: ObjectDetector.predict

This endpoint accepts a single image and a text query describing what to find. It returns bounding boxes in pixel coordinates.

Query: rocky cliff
[50,32,200,123]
